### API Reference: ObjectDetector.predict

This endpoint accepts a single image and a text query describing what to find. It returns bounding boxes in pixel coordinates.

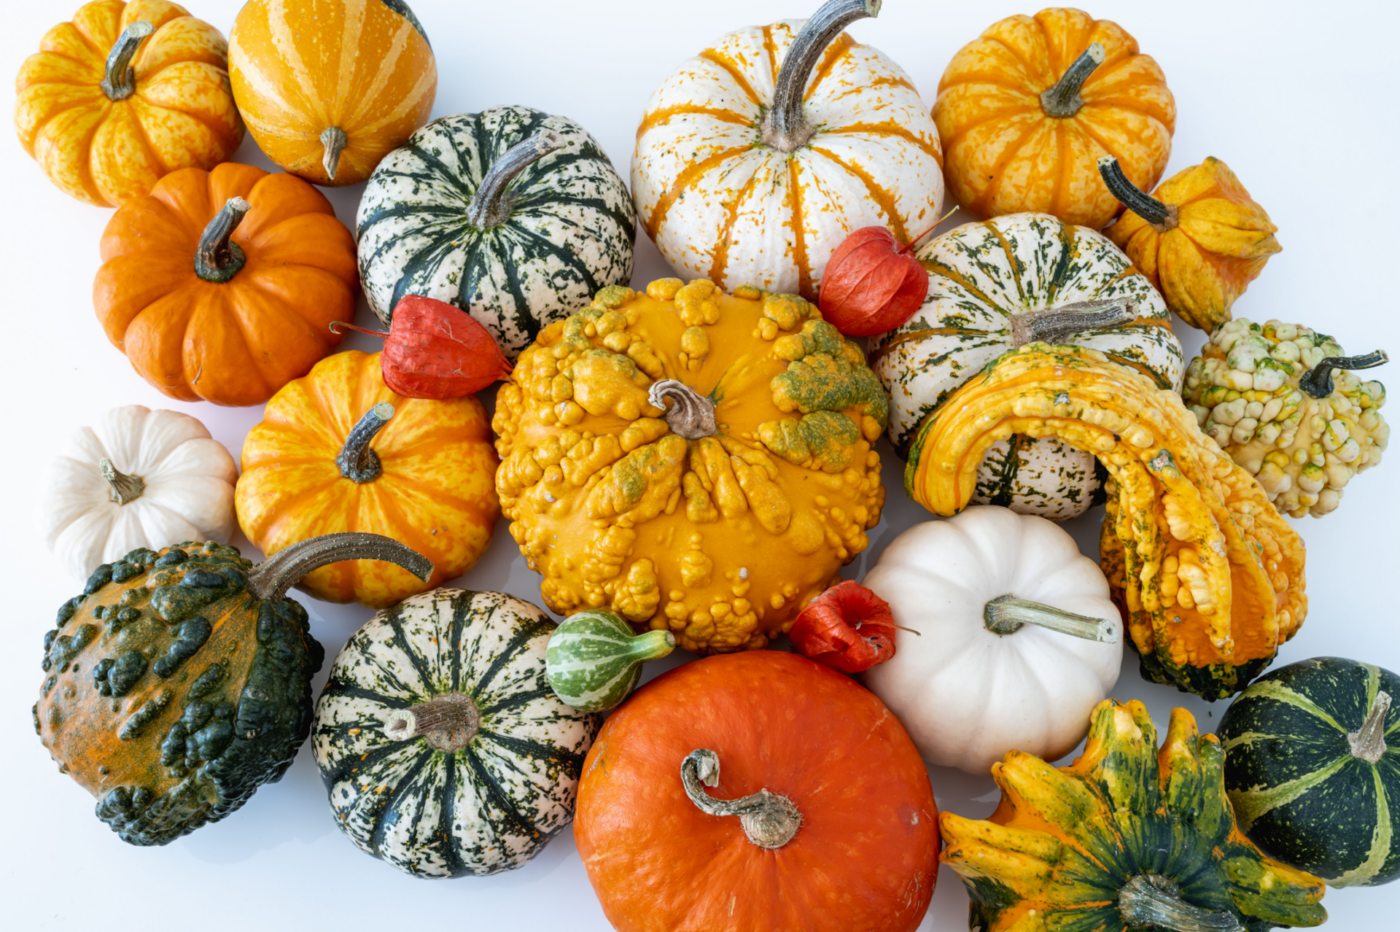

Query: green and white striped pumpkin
[545,610,675,713]
[356,105,636,361]
[311,589,600,878]
[1221,656,1400,888]
[869,212,1185,520]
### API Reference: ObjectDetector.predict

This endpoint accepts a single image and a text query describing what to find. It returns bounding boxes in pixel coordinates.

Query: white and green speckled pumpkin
[870,212,1185,520]
[356,106,635,361]
[311,589,599,879]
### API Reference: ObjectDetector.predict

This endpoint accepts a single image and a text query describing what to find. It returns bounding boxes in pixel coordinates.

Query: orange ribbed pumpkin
[228,0,437,186]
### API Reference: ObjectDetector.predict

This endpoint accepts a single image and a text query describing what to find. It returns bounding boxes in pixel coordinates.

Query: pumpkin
[631,0,945,300]
[546,610,676,713]
[906,343,1308,700]
[15,0,244,207]
[235,350,500,609]
[357,106,636,362]
[941,700,1328,932]
[93,162,358,406]
[493,279,889,654]
[1101,156,1281,332]
[227,0,436,186]
[863,506,1121,774]
[575,650,940,932]
[312,589,599,878]
[35,533,430,845]
[39,405,238,582]
[934,7,1175,229]
[1182,318,1388,518]
[1221,656,1400,888]
[870,212,1184,520]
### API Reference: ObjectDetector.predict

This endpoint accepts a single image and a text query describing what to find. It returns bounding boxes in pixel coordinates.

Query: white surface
[3,1,1398,928]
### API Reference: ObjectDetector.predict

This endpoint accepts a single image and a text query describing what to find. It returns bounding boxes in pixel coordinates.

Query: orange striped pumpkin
[227,0,437,187]
[631,0,945,301]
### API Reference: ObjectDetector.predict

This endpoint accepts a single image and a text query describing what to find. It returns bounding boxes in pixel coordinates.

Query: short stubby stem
[984,594,1119,643]
[321,127,348,181]
[99,458,145,505]
[682,749,802,850]
[1349,690,1392,764]
[1009,298,1138,348]
[100,20,155,102]
[246,533,433,601]
[466,131,567,230]
[337,402,395,483]
[649,380,717,440]
[1299,350,1388,399]
[1118,874,1244,932]
[384,693,481,753]
[762,0,880,152]
[1098,156,1177,231]
[1040,43,1105,118]
[194,197,252,283]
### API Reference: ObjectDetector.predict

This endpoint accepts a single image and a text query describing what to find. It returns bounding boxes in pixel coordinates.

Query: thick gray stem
[99,458,145,505]
[383,693,480,752]
[194,197,251,283]
[321,127,348,181]
[984,595,1119,643]
[649,380,717,440]
[100,21,155,101]
[1040,43,1105,118]
[466,132,566,229]
[1118,875,1243,932]
[762,0,880,152]
[682,749,802,849]
[1349,690,1392,764]
[1098,156,1177,229]
[247,533,433,601]
[1009,298,1137,348]
[336,402,395,483]
[1299,350,1388,399]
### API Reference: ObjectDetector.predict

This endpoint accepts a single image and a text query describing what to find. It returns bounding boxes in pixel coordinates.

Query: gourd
[493,279,889,654]
[39,405,238,582]
[863,506,1122,774]
[934,7,1175,229]
[546,610,676,713]
[1101,156,1281,332]
[15,0,243,206]
[357,106,636,361]
[1182,318,1388,518]
[93,162,358,407]
[312,589,599,878]
[574,651,940,932]
[906,343,1308,700]
[631,0,945,300]
[236,350,500,609]
[1221,656,1400,887]
[227,0,436,186]
[870,213,1183,520]
[941,699,1328,932]
[35,533,430,845]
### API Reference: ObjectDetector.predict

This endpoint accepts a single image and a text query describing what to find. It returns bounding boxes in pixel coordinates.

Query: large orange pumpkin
[575,651,940,932]
[933,7,1175,228]
[235,350,500,609]
[15,0,244,207]
[228,0,437,186]
[93,162,357,406]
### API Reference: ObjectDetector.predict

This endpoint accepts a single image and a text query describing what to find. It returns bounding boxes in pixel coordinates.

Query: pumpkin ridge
[474,618,557,698]
[460,743,543,840]
[981,35,1045,87]
[644,144,755,240]
[808,146,905,242]
[710,166,769,284]
[819,120,944,164]
[805,31,858,97]
[477,686,554,717]
[697,48,763,108]
[367,745,438,854]
[635,104,757,141]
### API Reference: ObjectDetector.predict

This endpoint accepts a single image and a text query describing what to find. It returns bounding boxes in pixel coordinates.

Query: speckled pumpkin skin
[493,280,888,653]
[35,542,323,846]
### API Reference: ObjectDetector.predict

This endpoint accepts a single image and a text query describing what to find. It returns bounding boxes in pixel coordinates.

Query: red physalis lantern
[817,226,930,337]
[789,580,899,674]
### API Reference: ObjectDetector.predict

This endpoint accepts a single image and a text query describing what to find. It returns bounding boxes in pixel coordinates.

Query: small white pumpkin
[38,406,238,581]
[863,506,1122,775]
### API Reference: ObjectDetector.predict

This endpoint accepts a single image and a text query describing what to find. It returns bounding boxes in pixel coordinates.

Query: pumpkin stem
[321,127,348,182]
[467,131,568,229]
[1348,689,1392,764]
[1010,298,1138,348]
[1118,874,1244,932]
[1040,42,1105,119]
[246,532,433,602]
[194,197,252,283]
[100,20,155,101]
[98,458,145,505]
[1098,156,1178,231]
[649,380,717,440]
[763,0,880,153]
[1298,350,1388,399]
[383,693,480,753]
[984,594,1119,644]
[681,749,803,850]
[337,402,395,483]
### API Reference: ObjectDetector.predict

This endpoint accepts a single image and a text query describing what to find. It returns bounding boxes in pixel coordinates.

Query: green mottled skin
[545,610,674,712]
[756,411,860,472]
[772,354,889,431]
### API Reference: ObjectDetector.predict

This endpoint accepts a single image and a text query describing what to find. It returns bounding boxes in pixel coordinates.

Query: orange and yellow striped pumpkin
[15,0,244,207]
[228,0,437,187]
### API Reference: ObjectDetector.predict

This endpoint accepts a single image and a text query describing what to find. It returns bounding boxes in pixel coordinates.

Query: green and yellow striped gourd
[546,610,675,713]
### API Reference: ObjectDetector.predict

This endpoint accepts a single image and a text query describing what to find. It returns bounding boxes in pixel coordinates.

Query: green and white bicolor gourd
[312,589,601,878]
[356,105,636,362]
[1221,656,1400,887]
[545,610,676,713]
[869,212,1185,520]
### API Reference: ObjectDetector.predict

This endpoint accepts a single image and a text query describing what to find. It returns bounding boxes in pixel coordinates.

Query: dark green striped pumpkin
[311,589,600,878]
[356,105,635,362]
[1221,656,1400,887]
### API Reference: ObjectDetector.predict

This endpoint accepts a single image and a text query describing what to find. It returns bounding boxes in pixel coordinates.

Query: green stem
[321,127,348,181]
[1010,298,1138,348]
[99,458,144,505]
[336,402,395,483]
[984,595,1119,643]
[1098,156,1177,230]
[681,749,802,850]
[1298,350,1388,399]
[1118,875,1243,932]
[100,21,154,102]
[1040,43,1105,118]
[649,380,717,440]
[246,532,432,602]
[1349,690,1392,764]
[763,0,880,152]
[194,198,251,283]
[623,630,677,662]
[466,131,566,229]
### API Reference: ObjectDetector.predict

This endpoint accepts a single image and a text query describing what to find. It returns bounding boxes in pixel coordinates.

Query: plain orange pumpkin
[574,651,939,932]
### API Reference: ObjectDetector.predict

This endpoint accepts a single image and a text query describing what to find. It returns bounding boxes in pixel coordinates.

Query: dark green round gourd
[35,533,431,846]
[1221,656,1400,887]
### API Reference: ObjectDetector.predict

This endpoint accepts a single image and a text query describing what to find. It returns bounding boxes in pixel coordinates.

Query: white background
[3,0,1398,928]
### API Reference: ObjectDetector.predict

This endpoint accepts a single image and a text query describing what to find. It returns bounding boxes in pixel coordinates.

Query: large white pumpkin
[863,507,1122,775]
[631,0,945,300]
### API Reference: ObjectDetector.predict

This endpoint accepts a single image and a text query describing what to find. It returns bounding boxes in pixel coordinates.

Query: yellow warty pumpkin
[493,280,889,653]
